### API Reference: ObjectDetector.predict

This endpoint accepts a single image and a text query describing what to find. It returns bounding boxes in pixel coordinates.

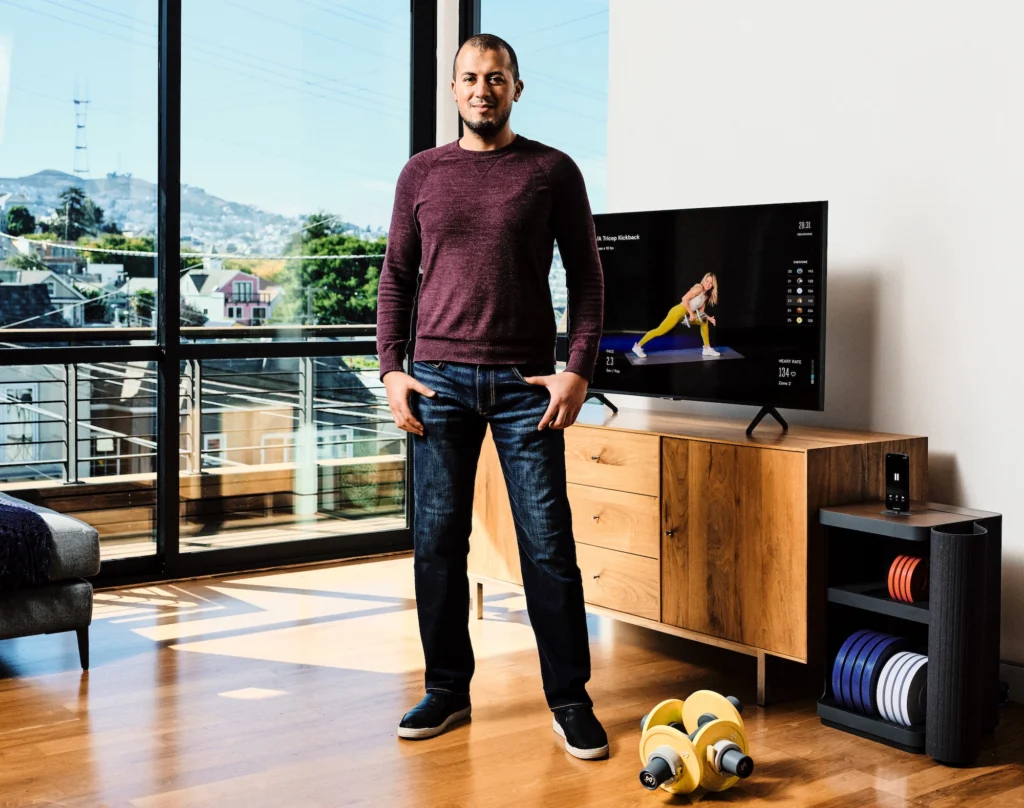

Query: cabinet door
[661,438,807,659]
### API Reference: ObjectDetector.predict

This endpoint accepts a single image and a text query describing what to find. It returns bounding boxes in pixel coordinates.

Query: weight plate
[902,656,928,726]
[887,652,921,726]
[850,632,891,713]
[841,631,883,710]
[691,719,748,793]
[833,630,871,707]
[638,725,702,795]
[890,652,924,727]
[909,561,929,603]
[880,651,914,724]
[888,555,907,600]
[875,653,899,722]
[901,557,921,603]
[640,699,685,741]
[681,691,743,735]
[860,634,907,716]
[893,555,913,602]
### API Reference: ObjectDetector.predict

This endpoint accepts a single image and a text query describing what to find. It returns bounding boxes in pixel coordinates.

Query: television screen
[580,201,827,410]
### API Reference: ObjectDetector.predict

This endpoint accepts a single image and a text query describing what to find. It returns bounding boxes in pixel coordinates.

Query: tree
[76,286,111,324]
[133,288,155,323]
[301,211,341,241]
[5,206,36,236]
[101,220,122,235]
[272,231,386,325]
[82,234,157,278]
[52,186,104,241]
[5,253,48,272]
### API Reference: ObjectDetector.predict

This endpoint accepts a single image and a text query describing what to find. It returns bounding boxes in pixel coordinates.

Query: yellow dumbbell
[681,691,754,792]
[637,700,702,795]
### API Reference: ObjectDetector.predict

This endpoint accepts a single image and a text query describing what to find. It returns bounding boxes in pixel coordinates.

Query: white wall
[606,0,1024,671]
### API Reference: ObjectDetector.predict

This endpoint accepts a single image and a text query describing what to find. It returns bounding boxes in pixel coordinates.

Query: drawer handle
[664,530,674,537]
[592,514,600,521]
[593,574,600,580]
[590,452,602,462]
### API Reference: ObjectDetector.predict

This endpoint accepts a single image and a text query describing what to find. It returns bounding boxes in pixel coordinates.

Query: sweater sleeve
[376,157,426,379]
[550,154,604,383]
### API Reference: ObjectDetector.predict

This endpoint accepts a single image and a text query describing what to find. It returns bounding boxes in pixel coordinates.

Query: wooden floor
[1,556,1021,807]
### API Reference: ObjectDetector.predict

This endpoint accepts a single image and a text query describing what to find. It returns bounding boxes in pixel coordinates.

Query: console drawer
[576,543,660,621]
[568,484,659,558]
[565,427,660,496]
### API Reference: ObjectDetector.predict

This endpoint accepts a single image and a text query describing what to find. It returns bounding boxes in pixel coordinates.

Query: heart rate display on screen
[587,201,827,411]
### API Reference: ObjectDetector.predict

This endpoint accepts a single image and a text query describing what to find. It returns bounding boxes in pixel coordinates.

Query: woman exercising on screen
[632,272,719,358]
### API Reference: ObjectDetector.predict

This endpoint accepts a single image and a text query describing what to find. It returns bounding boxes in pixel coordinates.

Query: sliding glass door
[0,1,436,584]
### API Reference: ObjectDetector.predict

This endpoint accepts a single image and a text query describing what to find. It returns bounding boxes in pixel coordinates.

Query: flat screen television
[565,201,827,423]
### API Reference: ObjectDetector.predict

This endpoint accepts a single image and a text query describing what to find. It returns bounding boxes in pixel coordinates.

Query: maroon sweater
[376,136,604,382]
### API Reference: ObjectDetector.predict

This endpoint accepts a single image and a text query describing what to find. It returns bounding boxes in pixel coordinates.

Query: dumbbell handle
[639,756,675,790]
[711,739,754,779]
[720,748,754,778]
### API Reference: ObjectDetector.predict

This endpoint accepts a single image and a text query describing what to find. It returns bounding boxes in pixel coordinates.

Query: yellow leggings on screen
[637,303,710,348]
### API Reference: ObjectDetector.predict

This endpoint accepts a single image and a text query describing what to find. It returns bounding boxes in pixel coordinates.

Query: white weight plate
[879,651,912,724]
[901,656,928,727]
[886,652,919,726]
[891,652,925,727]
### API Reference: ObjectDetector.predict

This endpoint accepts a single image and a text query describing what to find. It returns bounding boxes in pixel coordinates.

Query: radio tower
[73,83,90,178]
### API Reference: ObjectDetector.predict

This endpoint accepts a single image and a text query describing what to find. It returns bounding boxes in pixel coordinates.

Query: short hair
[453,34,519,83]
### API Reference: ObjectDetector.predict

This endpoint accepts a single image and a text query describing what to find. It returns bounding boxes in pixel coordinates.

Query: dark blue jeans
[409,360,592,712]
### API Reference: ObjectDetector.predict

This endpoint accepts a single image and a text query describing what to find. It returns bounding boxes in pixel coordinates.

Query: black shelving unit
[826,582,929,624]
[817,501,1002,765]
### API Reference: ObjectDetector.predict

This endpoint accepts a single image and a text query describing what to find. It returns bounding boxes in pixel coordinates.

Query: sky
[0,0,608,231]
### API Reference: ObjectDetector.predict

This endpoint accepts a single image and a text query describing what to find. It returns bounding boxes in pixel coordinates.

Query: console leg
[746,406,789,436]
[757,651,767,707]
[474,582,484,620]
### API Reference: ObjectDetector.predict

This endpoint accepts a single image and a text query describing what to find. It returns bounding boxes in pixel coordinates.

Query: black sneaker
[552,706,609,760]
[397,692,471,740]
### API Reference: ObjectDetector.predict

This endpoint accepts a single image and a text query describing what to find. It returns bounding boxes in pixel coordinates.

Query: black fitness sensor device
[885,452,911,514]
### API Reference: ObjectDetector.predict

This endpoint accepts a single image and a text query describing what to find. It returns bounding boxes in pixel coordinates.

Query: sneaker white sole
[397,706,471,740]
[552,717,609,760]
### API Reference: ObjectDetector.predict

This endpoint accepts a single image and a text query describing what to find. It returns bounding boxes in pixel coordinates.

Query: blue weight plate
[850,632,892,714]
[841,631,883,710]
[832,630,872,708]
[860,634,907,716]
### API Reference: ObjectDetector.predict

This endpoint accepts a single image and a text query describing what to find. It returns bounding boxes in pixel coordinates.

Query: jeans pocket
[421,360,445,370]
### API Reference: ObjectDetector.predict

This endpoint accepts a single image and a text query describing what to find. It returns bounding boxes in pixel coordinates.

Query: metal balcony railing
[0,355,402,488]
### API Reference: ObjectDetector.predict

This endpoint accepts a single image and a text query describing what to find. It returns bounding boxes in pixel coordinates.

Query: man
[376,33,607,760]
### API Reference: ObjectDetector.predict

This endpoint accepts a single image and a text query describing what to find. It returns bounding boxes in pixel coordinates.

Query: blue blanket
[0,502,52,594]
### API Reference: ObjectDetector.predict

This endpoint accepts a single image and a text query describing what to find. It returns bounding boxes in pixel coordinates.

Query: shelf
[817,696,925,752]
[819,502,995,541]
[827,583,929,624]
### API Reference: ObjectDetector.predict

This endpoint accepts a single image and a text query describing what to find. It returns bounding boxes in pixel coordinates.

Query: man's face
[451,46,522,136]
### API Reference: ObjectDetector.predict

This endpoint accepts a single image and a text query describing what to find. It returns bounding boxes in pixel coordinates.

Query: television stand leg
[746,405,788,436]
[585,392,618,413]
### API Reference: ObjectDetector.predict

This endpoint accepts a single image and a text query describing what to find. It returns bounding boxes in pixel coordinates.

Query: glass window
[179,356,403,552]
[479,2,609,333]
[0,362,158,562]
[0,3,158,343]
[180,1,411,340]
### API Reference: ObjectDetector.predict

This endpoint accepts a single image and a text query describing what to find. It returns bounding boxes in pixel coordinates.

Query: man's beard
[461,105,511,136]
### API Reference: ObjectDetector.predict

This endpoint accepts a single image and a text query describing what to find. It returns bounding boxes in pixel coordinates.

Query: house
[180,258,282,325]
[0,269,88,326]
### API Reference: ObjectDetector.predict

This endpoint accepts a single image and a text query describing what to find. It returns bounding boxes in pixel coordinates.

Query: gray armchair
[0,492,101,670]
